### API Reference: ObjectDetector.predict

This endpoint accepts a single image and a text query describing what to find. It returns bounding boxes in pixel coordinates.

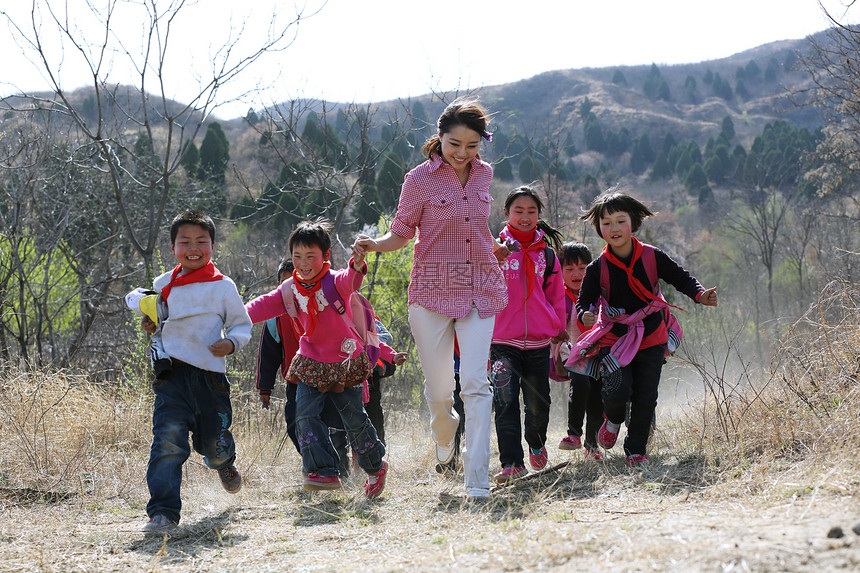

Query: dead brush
[0,365,150,499]
[672,279,860,479]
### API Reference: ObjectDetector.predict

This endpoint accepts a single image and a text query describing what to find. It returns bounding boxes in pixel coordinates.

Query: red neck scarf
[161,261,223,302]
[564,285,578,304]
[602,237,682,311]
[506,224,546,299]
[291,262,331,337]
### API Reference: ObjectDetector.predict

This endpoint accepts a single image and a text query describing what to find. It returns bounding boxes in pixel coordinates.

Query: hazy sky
[0,0,853,119]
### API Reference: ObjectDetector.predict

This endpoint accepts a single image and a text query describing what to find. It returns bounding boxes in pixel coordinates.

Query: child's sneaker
[364,461,388,498]
[218,462,242,493]
[583,447,604,461]
[626,453,648,467]
[597,417,619,449]
[142,514,177,534]
[529,446,548,470]
[558,435,582,450]
[303,473,342,491]
[493,464,527,483]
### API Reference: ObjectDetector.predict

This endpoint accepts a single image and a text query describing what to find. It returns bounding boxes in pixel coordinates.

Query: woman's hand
[352,234,376,256]
[492,239,511,262]
[392,351,408,365]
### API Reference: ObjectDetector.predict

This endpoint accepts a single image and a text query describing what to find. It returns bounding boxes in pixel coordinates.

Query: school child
[353,98,507,499]
[141,210,253,534]
[552,242,604,460]
[253,259,347,469]
[245,220,388,498]
[570,191,717,466]
[490,186,567,483]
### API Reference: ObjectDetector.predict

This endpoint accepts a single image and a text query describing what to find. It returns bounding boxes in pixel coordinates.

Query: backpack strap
[320,271,347,315]
[542,245,556,289]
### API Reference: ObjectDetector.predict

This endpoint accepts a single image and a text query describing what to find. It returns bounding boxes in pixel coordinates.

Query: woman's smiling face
[439,124,482,177]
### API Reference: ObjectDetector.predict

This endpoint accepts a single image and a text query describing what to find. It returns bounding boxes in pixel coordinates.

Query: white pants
[408,304,494,491]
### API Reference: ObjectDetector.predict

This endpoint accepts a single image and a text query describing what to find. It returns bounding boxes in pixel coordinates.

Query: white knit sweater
[153,271,252,373]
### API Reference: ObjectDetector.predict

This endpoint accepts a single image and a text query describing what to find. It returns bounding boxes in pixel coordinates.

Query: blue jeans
[285,382,347,465]
[490,344,551,467]
[295,382,385,477]
[146,362,235,523]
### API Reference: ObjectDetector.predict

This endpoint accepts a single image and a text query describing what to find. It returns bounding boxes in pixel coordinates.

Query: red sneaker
[493,464,528,483]
[364,461,388,498]
[597,416,619,449]
[303,473,342,491]
[558,435,582,450]
[583,447,604,461]
[529,446,549,470]
[626,453,648,467]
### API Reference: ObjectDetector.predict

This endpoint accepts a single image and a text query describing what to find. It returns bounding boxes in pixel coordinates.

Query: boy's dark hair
[422,97,490,159]
[288,219,333,255]
[503,185,565,251]
[277,257,294,281]
[170,209,216,244]
[558,242,593,267]
[580,189,655,238]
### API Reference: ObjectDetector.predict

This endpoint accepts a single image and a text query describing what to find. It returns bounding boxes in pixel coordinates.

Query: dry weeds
[2,284,860,572]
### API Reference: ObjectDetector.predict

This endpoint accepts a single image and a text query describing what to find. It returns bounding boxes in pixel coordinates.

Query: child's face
[439,124,481,176]
[562,260,589,294]
[599,209,633,255]
[505,196,540,233]
[291,243,330,281]
[171,223,213,272]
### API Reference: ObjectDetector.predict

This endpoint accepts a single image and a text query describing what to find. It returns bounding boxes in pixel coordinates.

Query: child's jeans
[408,304,495,492]
[568,373,603,449]
[146,361,235,524]
[294,383,385,476]
[285,381,349,464]
[600,344,665,456]
[490,344,551,467]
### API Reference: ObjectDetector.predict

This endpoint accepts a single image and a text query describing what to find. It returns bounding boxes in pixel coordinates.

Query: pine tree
[197,122,229,184]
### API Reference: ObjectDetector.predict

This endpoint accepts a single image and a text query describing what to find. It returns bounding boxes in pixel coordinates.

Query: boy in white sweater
[141,210,252,534]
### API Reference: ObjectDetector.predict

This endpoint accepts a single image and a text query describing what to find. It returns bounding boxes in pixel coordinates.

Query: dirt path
[1,444,858,572]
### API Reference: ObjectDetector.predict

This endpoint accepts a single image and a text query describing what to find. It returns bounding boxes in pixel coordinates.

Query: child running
[570,191,717,466]
[141,210,252,533]
[245,220,388,498]
[491,186,567,483]
[553,242,604,460]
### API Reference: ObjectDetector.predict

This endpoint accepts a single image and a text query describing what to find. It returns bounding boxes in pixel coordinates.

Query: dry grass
[2,284,860,571]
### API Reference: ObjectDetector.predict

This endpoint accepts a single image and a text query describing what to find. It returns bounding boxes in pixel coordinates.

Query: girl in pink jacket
[491,186,567,483]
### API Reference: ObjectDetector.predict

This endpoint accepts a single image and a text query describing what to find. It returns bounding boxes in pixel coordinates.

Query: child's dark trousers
[568,372,603,449]
[490,344,551,467]
[601,344,665,456]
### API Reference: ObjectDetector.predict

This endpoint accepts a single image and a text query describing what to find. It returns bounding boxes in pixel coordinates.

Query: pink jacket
[491,227,566,350]
[245,265,366,363]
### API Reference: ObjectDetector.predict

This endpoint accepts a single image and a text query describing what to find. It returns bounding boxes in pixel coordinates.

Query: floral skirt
[287,351,372,393]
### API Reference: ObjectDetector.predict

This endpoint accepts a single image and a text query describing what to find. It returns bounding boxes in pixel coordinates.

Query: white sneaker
[466,487,490,499]
[435,440,456,464]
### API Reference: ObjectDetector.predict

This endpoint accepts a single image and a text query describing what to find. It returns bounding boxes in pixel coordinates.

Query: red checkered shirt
[390,155,507,319]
